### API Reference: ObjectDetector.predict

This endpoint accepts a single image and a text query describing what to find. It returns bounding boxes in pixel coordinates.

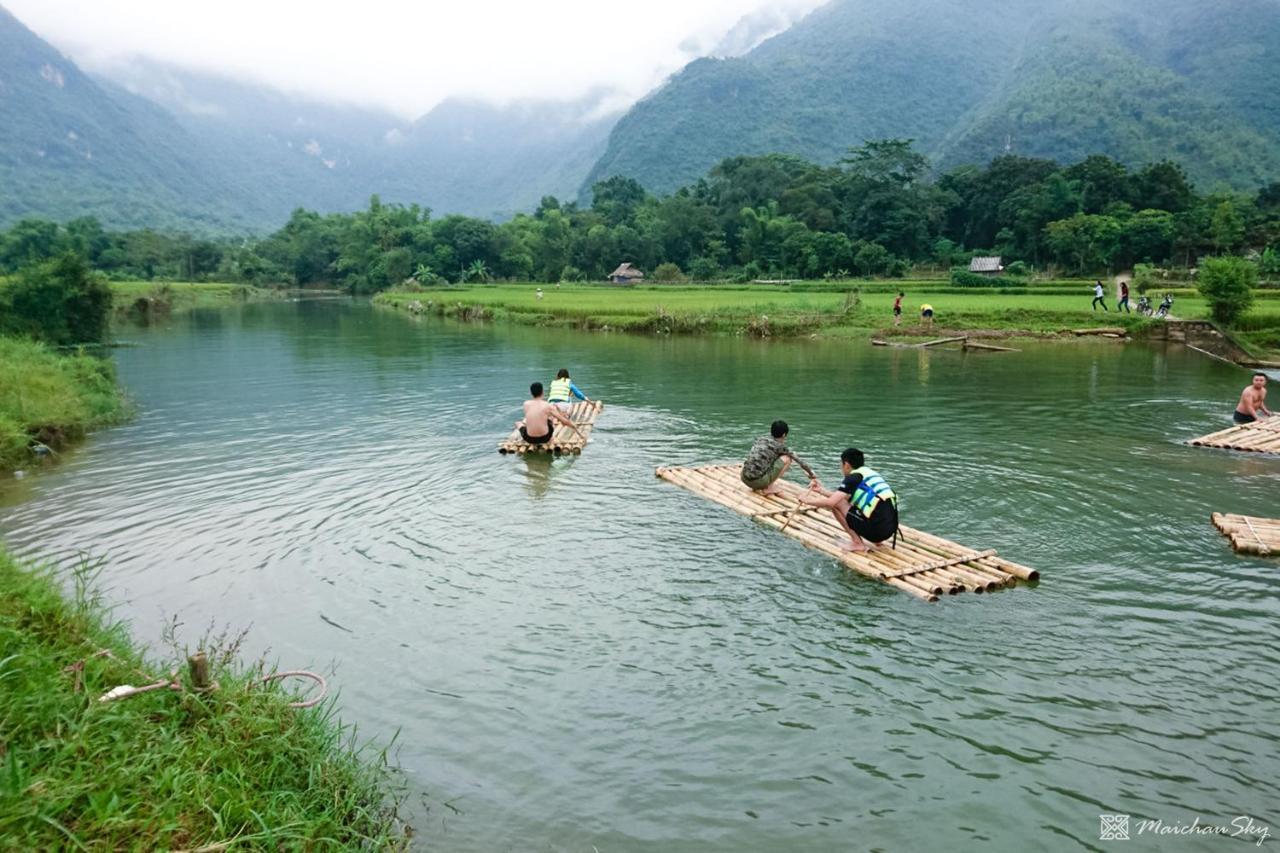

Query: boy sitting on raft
[741,420,818,495]
[798,448,899,552]
[516,382,584,445]
[547,368,591,409]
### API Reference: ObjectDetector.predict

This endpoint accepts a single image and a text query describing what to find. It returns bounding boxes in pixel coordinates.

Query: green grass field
[0,551,406,849]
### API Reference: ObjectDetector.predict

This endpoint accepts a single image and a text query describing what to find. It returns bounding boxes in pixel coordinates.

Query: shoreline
[0,549,407,848]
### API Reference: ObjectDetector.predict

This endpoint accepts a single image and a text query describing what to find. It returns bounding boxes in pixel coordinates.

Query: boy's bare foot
[838,538,869,553]
[761,484,784,496]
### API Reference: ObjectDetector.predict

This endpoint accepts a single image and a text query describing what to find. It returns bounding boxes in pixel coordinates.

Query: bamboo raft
[499,401,604,455]
[655,464,1039,602]
[1188,416,1280,454]
[1212,513,1280,556]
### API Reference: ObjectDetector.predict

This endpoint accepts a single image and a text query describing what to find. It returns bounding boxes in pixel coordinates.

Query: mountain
[583,0,1280,196]
[0,6,619,232]
[0,5,275,231]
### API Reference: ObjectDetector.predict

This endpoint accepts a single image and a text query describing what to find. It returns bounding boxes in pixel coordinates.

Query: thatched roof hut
[969,256,1003,274]
[609,262,644,284]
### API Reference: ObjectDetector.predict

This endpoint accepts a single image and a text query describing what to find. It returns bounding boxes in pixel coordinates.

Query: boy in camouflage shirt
[741,420,817,495]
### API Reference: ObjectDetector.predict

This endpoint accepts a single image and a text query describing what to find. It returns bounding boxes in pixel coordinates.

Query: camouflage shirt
[741,436,816,482]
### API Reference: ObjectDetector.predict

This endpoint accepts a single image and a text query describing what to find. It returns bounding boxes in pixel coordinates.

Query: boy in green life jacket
[798,447,899,552]
[547,368,591,410]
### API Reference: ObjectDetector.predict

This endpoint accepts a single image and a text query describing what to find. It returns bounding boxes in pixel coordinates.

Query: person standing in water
[516,382,584,445]
[1091,281,1109,311]
[741,420,818,496]
[1234,372,1272,424]
[798,447,899,552]
[547,368,591,409]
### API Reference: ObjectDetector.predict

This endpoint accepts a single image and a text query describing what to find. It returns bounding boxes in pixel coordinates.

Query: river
[2,299,1277,851]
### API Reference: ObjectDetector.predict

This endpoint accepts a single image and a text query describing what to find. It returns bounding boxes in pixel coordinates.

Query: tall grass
[0,550,407,849]
[0,338,130,470]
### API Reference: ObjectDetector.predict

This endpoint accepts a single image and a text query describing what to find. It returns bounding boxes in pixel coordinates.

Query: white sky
[7,0,823,119]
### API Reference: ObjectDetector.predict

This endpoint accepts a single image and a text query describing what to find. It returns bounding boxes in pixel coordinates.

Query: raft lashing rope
[1212,512,1280,556]
[656,464,1039,603]
[499,400,604,455]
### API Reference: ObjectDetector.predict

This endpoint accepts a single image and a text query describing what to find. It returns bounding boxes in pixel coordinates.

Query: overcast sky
[7,0,823,118]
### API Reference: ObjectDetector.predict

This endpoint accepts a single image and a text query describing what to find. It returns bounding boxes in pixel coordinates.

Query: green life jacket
[849,466,896,517]
[548,377,573,402]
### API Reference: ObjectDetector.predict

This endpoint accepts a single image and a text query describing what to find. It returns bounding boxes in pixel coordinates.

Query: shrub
[688,256,720,281]
[0,253,112,345]
[559,265,586,283]
[1196,256,1256,325]
[1004,260,1029,277]
[949,267,1027,288]
[1260,247,1280,278]
[652,262,686,283]
[1132,263,1157,294]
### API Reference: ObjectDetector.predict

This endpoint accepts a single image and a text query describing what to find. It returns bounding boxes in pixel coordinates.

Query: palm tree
[466,260,491,283]
[414,263,435,283]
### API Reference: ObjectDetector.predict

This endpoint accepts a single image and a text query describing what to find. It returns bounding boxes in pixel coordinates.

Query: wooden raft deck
[1212,513,1280,556]
[655,464,1038,602]
[499,401,604,455]
[1189,417,1280,454]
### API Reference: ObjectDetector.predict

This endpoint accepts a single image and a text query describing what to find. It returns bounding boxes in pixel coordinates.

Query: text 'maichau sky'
[7,0,822,118]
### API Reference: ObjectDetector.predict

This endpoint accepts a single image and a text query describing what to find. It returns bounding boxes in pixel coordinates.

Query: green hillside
[584,0,1280,196]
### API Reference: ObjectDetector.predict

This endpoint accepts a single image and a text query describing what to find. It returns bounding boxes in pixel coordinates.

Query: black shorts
[846,500,898,544]
[520,421,555,444]
[893,306,902,315]
[1233,410,1257,425]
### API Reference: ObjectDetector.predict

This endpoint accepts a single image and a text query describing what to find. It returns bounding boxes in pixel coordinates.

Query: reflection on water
[1,300,1277,851]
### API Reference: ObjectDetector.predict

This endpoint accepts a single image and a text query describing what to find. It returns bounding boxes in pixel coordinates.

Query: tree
[0,253,112,345]
[591,176,647,227]
[1123,209,1176,264]
[652,263,685,282]
[1210,199,1245,253]
[1196,256,1256,325]
[1045,214,1122,273]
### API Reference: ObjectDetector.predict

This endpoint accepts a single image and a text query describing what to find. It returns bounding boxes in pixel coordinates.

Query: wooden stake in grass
[188,650,211,692]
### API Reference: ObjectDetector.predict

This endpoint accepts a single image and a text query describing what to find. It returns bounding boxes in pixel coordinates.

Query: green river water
[2,300,1277,851]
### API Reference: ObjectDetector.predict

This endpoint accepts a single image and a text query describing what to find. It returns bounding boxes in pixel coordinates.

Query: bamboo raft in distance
[1212,512,1280,556]
[499,401,604,455]
[655,464,1039,603]
[1188,416,1280,454]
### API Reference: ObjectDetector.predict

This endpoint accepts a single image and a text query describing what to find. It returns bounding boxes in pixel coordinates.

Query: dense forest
[3,143,1279,290]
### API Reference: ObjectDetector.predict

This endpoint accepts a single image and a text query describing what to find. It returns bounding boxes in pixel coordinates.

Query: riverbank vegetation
[0,549,406,849]
[376,282,1280,341]
[2,144,1277,292]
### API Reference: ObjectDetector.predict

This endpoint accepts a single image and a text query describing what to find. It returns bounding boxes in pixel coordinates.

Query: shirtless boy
[516,382,585,444]
[1234,373,1272,424]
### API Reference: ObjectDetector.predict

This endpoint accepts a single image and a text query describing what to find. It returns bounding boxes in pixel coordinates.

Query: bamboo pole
[917,335,968,348]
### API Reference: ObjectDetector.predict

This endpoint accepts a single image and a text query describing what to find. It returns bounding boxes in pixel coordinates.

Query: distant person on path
[547,368,591,409]
[1091,281,1109,312]
[1234,373,1272,424]
[798,447,899,552]
[516,382,584,445]
[741,420,818,496]
[1117,280,1131,313]
[920,303,934,329]
[893,292,904,326]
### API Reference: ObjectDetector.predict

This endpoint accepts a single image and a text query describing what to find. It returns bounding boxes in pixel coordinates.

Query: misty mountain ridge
[4,0,1280,235]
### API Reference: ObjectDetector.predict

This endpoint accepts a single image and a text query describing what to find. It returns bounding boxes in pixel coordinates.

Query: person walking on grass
[893,291,904,326]
[1091,281,1109,312]
[1117,280,1131,313]
[741,420,818,496]
[1234,372,1272,424]
[797,447,899,553]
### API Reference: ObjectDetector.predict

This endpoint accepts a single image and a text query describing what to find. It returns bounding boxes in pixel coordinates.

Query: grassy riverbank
[0,338,129,471]
[0,549,406,849]
[109,281,281,315]
[375,283,1280,353]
